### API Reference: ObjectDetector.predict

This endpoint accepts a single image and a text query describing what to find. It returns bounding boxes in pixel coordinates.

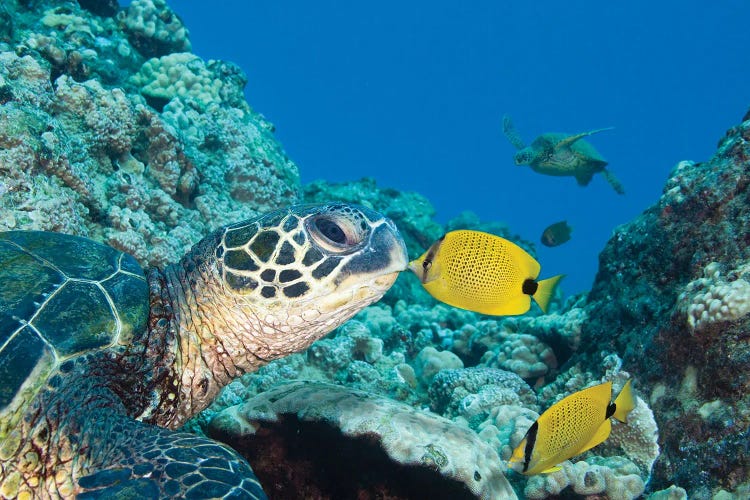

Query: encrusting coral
[207,381,519,500]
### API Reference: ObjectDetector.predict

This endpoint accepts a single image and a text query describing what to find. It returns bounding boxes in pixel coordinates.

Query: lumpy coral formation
[2,0,749,498]
[0,0,299,269]
[678,261,750,332]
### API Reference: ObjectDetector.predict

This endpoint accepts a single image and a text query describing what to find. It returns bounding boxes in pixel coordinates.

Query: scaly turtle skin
[0,203,407,499]
[502,115,625,194]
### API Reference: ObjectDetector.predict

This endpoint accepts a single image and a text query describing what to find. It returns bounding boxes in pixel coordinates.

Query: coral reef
[677,261,750,332]
[118,0,191,58]
[2,0,749,498]
[523,458,645,500]
[0,0,300,269]
[207,381,518,500]
[568,113,750,496]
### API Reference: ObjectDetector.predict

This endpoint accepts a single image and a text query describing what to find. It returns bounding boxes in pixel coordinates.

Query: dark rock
[569,109,750,495]
[77,0,119,17]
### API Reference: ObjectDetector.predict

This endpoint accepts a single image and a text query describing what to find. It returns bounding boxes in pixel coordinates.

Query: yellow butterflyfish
[508,379,636,475]
[408,230,563,315]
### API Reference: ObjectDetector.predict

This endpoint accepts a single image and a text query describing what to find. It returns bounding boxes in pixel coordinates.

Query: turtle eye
[315,218,347,244]
[307,212,366,253]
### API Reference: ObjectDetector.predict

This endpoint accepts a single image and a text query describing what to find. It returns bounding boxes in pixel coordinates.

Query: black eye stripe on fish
[408,230,563,315]
[524,421,538,473]
[508,380,636,475]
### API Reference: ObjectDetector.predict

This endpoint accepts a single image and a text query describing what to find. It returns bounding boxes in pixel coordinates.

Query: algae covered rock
[568,111,750,496]
[208,381,518,500]
[0,0,300,269]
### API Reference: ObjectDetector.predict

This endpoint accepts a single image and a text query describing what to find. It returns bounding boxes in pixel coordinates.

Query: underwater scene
[0,0,748,499]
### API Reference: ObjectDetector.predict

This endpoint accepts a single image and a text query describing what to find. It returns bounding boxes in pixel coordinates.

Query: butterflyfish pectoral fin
[539,465,563,474]
[576,418,612,456]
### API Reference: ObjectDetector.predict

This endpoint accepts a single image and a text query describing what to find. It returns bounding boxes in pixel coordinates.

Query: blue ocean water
[173,0,750,296]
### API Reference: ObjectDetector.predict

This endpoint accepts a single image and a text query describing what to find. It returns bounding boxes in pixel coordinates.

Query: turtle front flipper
[502,114,526,150]
[575,171,595,186]
[77,416,266,499]
[601,168,625,194]
[555,127,614,150]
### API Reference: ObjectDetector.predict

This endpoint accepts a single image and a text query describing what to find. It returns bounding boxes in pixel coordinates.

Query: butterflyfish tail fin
[532,275,564,313]
[612,379,636,423]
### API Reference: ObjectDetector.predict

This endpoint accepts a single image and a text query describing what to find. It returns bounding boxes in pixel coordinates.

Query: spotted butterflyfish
[408,230,564,315]
[508,379,636,475]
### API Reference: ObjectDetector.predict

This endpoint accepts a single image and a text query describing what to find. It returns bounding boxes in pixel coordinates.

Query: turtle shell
[0,231,148,427]
[535,133,607,167]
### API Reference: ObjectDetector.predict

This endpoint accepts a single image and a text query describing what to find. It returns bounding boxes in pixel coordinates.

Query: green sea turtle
[0,202,408,499]
[502,115,625,194]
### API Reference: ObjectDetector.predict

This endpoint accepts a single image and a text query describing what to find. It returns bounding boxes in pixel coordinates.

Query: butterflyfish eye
[315,218,346,244]
[423,259,432,270]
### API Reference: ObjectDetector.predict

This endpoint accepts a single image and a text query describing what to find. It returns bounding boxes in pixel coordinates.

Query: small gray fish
[541,221,572,247]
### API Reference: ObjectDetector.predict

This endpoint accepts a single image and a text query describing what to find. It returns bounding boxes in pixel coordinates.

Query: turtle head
[513,148,534,166]
[208,202,407,358]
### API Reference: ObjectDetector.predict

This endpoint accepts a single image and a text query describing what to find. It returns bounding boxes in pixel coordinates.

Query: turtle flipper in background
[601,168,626,194]
[502,114,527,150]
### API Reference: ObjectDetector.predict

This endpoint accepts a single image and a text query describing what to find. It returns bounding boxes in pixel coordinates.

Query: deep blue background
[169,1,750,295]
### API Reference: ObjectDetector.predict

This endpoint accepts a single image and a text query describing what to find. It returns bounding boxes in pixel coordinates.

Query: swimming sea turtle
[0,202,407,499]
[502,115,625,194]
